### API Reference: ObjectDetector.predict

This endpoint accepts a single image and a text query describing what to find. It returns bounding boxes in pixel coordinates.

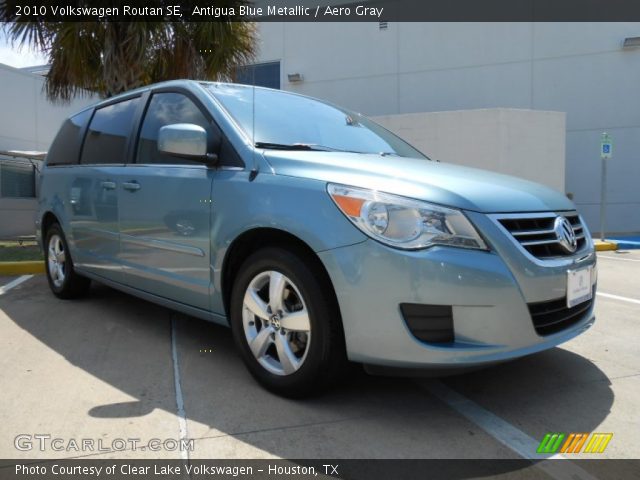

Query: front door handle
[122,181,141,192]
[100,181,116,190]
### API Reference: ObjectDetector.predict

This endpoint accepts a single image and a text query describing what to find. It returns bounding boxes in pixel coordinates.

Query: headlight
[328,184,488,250]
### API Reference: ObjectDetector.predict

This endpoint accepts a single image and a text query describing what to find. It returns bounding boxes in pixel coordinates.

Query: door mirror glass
[158,123,209,160]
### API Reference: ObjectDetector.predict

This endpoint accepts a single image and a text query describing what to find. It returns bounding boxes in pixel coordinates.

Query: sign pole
[599,132,612,241]
[599,156,607,241]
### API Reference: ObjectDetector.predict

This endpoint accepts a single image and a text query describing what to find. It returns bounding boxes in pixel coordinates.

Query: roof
[0,150,47,160]
[20,64,50,76]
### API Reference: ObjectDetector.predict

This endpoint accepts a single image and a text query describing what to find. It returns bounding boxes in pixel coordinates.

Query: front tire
[44,223,90,299]
[230,247,346,397]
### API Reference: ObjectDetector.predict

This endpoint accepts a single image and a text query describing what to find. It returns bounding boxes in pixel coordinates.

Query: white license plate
[567,266,593,308]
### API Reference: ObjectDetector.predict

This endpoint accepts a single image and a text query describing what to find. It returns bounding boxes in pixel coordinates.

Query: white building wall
[254,22,640,234]
[0,63,95,152]
[373,109,566,192]
[0,63,96,238]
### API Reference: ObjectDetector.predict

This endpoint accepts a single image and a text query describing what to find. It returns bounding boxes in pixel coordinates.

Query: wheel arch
[40,211,60,245]
[221,228,342,324]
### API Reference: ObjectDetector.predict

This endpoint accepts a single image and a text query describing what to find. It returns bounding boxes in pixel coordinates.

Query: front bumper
[318,211,596,368]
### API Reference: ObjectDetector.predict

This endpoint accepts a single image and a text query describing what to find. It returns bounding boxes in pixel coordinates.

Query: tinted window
[80,98,140,165]
[46,109,92,166]
[136,93,211,165]
[236,62,280,89]
[136,92,242,167]
[0,161,35,198]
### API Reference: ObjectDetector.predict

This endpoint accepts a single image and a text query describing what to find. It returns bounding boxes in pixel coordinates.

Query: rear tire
[230,247,346,397]
[44,223,91,299]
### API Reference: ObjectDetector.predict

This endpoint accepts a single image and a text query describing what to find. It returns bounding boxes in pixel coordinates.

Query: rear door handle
[100,181,116,190]
[122,181,141,192]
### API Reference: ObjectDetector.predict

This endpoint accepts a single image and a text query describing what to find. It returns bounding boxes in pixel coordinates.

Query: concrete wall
[254,22,640,234]
[0,63,95,238]
[373,109,566,193]
[0,63,94,152]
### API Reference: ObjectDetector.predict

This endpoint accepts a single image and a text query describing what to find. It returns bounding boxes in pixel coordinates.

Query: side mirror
[158,123,217,163]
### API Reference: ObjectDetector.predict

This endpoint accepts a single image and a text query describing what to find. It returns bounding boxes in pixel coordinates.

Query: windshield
[206,84,428,159]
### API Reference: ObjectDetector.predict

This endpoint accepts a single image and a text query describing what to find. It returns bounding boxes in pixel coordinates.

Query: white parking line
[0,275,33,296]
[420,381,599,480]
[598,255,640,263]
[597,292,640,305]
[170,316,191,463]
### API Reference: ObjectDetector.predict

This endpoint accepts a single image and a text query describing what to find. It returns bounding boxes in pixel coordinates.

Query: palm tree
[1,18,256,101]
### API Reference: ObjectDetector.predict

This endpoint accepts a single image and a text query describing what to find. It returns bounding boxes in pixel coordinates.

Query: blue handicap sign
[602,144,611,154]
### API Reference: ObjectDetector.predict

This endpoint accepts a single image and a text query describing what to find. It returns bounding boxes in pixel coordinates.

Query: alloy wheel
[242,270,311,376]
[47,234,66,288]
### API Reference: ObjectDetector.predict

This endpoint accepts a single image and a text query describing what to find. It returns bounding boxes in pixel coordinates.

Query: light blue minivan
[37,80,596,396]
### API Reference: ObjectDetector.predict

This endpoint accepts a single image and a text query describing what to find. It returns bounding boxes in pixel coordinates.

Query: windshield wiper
[255,142,353,153]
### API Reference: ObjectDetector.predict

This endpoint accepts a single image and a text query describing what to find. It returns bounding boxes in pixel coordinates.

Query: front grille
[400,303,454,344]
[498,213,586,259]
[528,291,594,336]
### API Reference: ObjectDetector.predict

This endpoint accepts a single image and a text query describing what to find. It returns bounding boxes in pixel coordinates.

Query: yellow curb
[594,240,618,251]
[0,261,45,275]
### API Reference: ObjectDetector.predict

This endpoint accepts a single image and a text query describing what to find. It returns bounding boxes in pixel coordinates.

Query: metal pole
[599,156,607,241]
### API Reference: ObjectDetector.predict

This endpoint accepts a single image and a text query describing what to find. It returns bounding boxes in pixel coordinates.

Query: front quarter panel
[209,170,367,314]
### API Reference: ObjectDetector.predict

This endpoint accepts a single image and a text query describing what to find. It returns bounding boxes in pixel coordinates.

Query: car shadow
[0,277,614,471]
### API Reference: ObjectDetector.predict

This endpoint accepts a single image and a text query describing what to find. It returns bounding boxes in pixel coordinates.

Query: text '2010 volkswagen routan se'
[37,80,597,396]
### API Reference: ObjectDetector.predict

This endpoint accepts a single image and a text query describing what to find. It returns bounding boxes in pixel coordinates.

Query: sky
[0,28,48,68]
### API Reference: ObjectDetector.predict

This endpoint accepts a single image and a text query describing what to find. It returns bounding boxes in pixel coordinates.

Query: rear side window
[46,109,92,166]
[80,97,140,165]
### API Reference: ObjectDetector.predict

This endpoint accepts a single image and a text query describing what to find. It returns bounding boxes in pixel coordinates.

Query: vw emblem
[554,216,578,253]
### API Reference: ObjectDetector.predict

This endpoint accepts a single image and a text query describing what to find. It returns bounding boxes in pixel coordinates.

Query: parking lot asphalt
[0,251,638,470]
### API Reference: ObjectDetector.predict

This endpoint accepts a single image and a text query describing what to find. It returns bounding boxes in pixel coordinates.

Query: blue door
[69,96,141,283]
[117,92,215,310]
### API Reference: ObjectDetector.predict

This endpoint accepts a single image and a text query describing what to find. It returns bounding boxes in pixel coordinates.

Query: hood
[262,151,574,214]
